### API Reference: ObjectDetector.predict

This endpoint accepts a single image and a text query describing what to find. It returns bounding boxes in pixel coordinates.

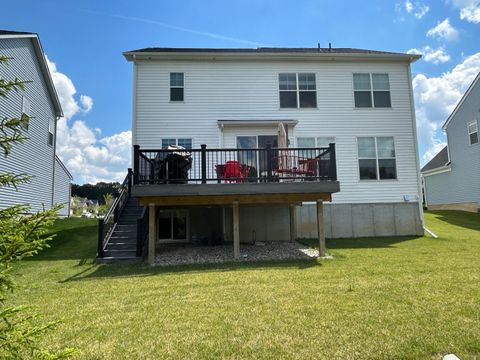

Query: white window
[358,137,396,180]
[170,72,184,101]
[468,120,478,145]
[297,137,335,158]
[279,73,317,108]
[48,118,55,146]
[161,138,192,149]
[353,73,391,108]
[21,96,31,130]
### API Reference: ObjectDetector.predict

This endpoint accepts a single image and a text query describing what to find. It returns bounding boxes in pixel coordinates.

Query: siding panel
[134,59,420,204]
[0,38,56,212]
[424,78,480,207]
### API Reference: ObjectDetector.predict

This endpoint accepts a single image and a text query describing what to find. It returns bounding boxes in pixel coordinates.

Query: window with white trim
[21,96,31,130]
[279,73,317,108]
[48,117,54,146]
[353,73,391,108]
[297,137,335,157]
[358,137,396,180]
[161,138,192,149]
[170,72,184,101]
[468,120,478,145]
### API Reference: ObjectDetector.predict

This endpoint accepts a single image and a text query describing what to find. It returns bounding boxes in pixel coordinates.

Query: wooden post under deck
[289,204,296,242]
[148,204,156,264]
[222,207,227,242]
[232,201,240,259]
[316,200,326,257]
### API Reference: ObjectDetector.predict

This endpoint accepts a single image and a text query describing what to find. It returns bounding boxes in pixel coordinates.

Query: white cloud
[405,0,414,12]
[407,46,451,64]
[47,56,131,184]
[426,18,459,41]
[403,0,430,18]
[45,56,93,118]
[414,4,430,18]
[451,0,480,23]
[412,52,480,163]
[80,95,93,113]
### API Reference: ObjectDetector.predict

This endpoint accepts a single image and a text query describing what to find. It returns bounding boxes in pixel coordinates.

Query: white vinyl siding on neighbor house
[54,157,72,216]
[133,59,420,204]
[0,37,57,212]
[423,76,480,208]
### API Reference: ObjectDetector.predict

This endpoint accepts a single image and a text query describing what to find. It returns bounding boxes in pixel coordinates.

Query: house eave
[442,72,480,130]
[421,165,452,177]
[123,51,420,63]
[0,32,63,117]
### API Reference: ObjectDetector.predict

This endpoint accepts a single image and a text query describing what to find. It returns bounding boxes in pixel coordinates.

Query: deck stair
[97,169,149,263]
[102,198,144,261]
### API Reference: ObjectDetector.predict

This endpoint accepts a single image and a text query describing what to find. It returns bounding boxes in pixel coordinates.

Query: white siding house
[54,156,73,216]
[422,72,480,212]
[0,30,71,215]
[124,47,424,243]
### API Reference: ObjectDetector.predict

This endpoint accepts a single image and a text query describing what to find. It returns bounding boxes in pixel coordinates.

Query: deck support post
[222,207,227,242]
[233,201,240,259]
[316,200,326,257]
[148,204,156,265]
[289,204,296,242]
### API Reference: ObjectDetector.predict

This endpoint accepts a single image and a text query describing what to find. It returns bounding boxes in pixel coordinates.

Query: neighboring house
[54,155,73,216]
[0,30,72,215]
[99,47,424,262]
[421,72,480,212]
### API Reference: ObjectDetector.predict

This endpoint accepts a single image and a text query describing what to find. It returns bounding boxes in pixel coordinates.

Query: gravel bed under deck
[154,241,319,266]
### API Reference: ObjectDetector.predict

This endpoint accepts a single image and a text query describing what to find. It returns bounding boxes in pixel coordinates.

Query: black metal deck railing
[133,144,337,185]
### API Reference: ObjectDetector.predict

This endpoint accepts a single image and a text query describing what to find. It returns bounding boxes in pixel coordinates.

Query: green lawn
[10,211,480,359]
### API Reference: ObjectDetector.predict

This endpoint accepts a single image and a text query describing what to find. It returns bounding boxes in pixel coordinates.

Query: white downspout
[407,63,425,230]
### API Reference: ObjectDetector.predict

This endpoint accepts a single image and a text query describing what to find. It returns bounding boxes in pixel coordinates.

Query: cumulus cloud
[403,0,430,18]
[412,52,480,163]
[46,56,93,117]
[451,0,480,23]
[80,95,93,113]
[407,46,451,64]
[47,56,131,184]
[426,18,459,41]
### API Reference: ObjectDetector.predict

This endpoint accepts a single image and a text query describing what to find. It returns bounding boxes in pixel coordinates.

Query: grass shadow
[62,258,322,282]
[299,235,422,250]
[28,218,98,262]
[427,210,480,231]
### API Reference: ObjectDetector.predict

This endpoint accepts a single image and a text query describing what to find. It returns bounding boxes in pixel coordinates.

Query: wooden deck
[132,181,339,206]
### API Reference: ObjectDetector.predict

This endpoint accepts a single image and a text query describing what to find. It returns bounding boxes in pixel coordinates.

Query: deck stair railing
[97,169,132,258]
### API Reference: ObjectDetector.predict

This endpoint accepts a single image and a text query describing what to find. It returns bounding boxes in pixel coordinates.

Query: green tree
[97,193,114,216]
[0,56,76,358]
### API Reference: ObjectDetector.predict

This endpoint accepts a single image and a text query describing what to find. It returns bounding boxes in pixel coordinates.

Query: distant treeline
[72,182,120,204]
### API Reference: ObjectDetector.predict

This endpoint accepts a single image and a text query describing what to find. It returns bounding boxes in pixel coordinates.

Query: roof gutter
[123,51,421,63]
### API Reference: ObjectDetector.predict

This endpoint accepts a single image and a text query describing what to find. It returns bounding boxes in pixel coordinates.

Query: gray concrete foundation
[296,202,423,239]
[162,202,423,243]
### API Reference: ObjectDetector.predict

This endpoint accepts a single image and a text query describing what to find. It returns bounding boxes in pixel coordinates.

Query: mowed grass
[9,211,480,359]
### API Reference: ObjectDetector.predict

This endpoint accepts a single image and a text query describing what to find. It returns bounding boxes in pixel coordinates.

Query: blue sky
[1,0,479,183]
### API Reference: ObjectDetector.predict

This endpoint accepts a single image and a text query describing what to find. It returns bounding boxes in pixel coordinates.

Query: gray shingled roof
[0,30,35,35]
[421,146,449,172]
[127,47,410,55]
